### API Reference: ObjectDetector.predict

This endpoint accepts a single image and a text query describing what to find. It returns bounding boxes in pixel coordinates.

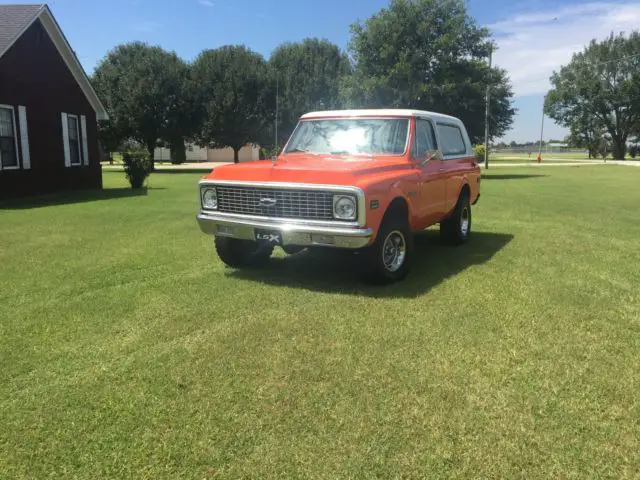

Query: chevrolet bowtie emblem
[259,198,277,208]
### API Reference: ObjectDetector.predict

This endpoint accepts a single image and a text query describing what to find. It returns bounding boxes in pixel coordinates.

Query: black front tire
[440,192,471,245]
[362,214,414,284]
[215,237,274,268]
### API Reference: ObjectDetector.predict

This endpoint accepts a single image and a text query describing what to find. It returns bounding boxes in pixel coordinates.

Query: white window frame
[66,114,82,166]
[0,104,20,171]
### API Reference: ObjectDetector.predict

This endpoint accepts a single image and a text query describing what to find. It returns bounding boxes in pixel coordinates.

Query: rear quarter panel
[444,156,481,214]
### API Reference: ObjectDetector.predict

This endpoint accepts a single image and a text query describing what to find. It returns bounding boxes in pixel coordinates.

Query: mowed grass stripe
[1,166,639,478]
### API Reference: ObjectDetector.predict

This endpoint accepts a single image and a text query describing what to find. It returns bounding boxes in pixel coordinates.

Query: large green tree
[343,0,515,143]
[269,39,351,144]
[92,42,194,161]
[192,46,274,163]
[546,32,640,160]
[565,114,605,159]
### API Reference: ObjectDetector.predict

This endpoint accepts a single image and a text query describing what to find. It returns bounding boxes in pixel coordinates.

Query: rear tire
[362,214,414,284]
[440,191,471,245]
[215,237,274,268]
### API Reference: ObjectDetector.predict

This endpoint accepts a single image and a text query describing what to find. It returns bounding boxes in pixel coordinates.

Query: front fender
[359,175,420,241]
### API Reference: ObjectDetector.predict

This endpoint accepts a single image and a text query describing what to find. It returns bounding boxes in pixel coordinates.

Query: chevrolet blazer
[197,109,481,283]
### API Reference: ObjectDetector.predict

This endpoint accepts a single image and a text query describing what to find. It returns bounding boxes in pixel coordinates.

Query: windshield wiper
[286,148,313,154]
[330,150,373,157]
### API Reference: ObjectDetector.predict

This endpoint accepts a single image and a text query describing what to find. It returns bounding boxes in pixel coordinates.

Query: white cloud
[198,0,214,7]
[491,2,640,96]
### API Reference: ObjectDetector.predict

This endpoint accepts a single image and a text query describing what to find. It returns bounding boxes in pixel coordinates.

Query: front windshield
[285,118,409,156]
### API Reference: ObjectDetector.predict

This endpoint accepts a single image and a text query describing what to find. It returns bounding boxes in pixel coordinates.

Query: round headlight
[202,187,218,209]
[334,195,357,220]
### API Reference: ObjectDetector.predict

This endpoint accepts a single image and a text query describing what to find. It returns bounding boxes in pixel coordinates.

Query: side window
[411,119,437,158]
[0,106,19,169]
[437,124,467,156]
[67,115,82,166]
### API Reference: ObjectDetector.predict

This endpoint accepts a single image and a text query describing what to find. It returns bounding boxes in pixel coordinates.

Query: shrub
[629,145,638,159]
[123,151,153,189]
[260,145,282,160]
[473,144,486,163]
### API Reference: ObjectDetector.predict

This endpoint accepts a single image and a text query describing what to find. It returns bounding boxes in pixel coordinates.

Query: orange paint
[202,115,481,244]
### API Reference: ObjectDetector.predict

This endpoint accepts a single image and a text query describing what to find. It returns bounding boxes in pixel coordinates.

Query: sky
[26,0,640,142]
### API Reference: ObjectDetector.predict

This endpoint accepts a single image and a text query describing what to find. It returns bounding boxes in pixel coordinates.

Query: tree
[96,119,125,164]
[192,46,274,163]
[545,32,640,160]
[565,115,604,158]
[269,39,351,144]
[92,42,194,161]
[342,0,515,143]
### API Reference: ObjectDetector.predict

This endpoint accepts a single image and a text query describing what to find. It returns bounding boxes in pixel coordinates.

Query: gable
[0,4,42,54]
[0,5,107,120]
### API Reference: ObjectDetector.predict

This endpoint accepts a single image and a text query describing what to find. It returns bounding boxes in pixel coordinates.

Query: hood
[205,154,412,186]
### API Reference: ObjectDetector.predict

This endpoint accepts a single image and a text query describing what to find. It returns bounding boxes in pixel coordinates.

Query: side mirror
[420,149,443,165]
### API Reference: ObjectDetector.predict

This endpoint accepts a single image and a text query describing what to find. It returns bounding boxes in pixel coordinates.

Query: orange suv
[197,109,480,283]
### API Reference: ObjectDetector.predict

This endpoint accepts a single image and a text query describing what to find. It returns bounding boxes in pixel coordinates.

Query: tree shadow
[0,187,159,210]
[228,230,514,298]
[482,174,548,180]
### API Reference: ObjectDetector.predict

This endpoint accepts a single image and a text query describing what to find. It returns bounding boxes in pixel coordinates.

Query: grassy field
[1,167,639,478]
[491,151,639,162]
[491,151,594,162]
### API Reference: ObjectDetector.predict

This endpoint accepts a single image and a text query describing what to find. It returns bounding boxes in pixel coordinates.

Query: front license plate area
[216,225,235,236]
[255,229,283,245]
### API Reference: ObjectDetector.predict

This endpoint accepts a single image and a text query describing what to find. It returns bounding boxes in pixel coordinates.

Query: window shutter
[61,112,70,167]
[18,106,31,170]
[80,115,89,166]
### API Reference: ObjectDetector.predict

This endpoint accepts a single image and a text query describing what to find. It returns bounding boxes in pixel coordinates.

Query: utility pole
[484,45,493,169]
[274,77,279,154]
[538,96,545,163]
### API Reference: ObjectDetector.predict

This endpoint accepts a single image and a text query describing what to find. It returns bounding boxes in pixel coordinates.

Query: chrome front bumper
[197,211,373,249]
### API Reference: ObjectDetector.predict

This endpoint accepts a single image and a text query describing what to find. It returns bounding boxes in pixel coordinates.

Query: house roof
[0,4,108,120]
[0,4,42,53]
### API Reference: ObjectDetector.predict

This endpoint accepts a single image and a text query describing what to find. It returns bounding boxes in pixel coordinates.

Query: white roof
[300,109,459,122]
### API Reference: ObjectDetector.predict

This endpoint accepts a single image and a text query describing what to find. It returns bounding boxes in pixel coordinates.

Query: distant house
[154,144,261,163]
[0,4,108,200]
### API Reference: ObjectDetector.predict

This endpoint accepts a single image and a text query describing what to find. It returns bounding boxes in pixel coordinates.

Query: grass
[1,166,639,478]
[491,151,638,162]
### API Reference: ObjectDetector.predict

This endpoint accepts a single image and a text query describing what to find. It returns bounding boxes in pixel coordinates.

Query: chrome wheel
[382,230,407,272]
[460,207,470,237]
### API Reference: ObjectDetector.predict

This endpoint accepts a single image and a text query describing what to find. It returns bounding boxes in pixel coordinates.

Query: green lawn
[491,152,591,162]
[1,167,639,478]
[491,151,638,162]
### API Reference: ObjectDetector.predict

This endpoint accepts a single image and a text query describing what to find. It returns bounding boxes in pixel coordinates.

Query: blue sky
[34,0,640,142]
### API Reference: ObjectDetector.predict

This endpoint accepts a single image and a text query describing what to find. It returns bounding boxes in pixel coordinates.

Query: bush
[123,151,153,189]
[260,145,282,160]
[473,144,486,163]
[629,145,638,159]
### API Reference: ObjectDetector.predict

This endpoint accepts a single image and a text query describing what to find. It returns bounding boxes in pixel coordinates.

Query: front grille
[216,185,338,221]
